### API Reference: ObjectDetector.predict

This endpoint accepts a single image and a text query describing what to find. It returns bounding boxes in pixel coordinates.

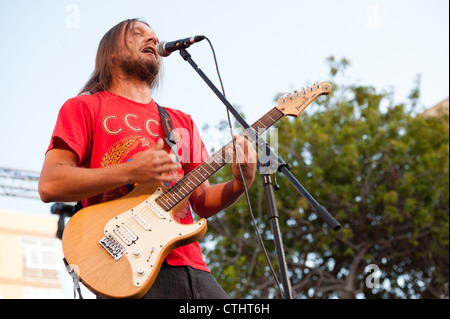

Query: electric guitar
[62,82,332,298]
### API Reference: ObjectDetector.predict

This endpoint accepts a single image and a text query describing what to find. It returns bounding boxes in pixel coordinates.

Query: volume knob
[137,268,145,276]
[133,249,142,257]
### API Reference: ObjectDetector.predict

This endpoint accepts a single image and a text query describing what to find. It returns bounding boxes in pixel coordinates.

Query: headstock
[276,81,332,117]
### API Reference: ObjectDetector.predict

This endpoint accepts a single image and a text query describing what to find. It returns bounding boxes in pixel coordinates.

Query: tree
[200,56,449,299]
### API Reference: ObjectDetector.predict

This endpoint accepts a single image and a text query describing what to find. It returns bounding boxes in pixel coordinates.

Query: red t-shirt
[47,91,210,272]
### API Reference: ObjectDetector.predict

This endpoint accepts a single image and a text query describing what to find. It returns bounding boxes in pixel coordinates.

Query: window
[20,237,60,283]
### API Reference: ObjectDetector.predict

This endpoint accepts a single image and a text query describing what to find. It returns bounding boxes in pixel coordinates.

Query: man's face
[116,21,161,86]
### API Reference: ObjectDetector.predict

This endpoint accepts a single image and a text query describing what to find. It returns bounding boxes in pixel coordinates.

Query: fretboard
[155,107,285,211]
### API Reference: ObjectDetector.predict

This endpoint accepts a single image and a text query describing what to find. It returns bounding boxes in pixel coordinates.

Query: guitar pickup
[132,211,151,230]
[113,223,138,246]
[146,200,166,219]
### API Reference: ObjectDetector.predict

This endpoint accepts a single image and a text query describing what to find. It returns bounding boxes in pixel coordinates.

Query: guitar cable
[204,37,284,298]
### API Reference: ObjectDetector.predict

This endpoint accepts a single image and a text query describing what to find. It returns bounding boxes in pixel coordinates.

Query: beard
[119,54,160,88]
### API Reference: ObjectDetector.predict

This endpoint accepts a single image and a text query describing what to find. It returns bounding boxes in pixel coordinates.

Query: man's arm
[189,135,257,218]
[38,138,181,203]
[39,135,257,218]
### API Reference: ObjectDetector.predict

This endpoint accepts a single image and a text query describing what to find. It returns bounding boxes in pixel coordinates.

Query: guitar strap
[63,257,83,299]
[156,102,180,163]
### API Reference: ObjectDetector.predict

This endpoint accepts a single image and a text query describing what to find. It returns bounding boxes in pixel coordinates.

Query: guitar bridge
[99,233,125,261]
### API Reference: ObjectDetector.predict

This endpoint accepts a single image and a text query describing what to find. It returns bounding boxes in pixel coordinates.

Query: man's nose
[145,35,158,45]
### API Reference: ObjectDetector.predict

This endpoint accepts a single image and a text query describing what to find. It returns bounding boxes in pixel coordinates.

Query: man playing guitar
[39,18,257,299]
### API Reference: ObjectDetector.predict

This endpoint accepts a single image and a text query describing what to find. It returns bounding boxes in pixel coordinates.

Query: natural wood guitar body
[62,182,207,299]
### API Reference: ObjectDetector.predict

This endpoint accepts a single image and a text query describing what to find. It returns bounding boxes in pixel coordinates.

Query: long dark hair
[78,18,162,95]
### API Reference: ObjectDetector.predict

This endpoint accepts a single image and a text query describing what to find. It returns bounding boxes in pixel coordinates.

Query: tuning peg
[302,86,308,94]
[279,93,289,103]
[314,81,320,89]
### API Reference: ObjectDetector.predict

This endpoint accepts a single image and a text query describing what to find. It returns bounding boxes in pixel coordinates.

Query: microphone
[157,35,206,57]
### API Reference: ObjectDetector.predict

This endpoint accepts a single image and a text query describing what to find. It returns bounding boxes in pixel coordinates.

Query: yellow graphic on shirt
[99,135,187,218]
[100,135,150,202]
[101,135,145,167]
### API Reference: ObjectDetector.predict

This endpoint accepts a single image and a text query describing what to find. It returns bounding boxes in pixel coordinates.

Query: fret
[155,107,284,211]
[253,120,267,130]
[171,190,183,201]
[198,164,211,177]
[161,196,175,210]
[190,172,203,183]
[177,183,190,195]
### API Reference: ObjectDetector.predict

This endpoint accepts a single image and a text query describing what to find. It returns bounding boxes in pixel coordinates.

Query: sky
[0,0,448,216]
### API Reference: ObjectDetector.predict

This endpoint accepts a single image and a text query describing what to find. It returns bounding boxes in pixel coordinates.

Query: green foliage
[200,56,449,299]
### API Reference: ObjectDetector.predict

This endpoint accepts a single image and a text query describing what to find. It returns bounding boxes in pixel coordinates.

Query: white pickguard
[102,188,204,287]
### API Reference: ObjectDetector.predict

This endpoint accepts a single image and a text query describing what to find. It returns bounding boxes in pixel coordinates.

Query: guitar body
[62,182,207,299]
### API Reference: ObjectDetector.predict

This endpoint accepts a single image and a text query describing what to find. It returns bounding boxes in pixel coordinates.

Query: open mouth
[141,47,155,55]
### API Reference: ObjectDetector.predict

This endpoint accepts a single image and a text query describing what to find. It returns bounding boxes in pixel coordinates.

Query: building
[422,97,449,118]
[0,209,64,298]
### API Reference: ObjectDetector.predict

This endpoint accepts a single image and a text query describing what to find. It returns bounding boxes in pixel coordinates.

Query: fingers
[152,138,165,150]
[225,135,257,188]
[153,161,181,174]
[227,135,257,164]
[152,152,181,178]
[130,139,181,184]
[147,160,180,183]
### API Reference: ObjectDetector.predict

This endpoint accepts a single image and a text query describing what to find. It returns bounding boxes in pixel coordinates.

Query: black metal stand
[178,48,340,299]
[261,173,293,299]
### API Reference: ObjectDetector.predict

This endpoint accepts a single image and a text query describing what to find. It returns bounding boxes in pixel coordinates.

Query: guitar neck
[155,107,285,211]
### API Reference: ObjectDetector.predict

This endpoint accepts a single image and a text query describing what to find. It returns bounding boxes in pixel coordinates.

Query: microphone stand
[178,48,340,299]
